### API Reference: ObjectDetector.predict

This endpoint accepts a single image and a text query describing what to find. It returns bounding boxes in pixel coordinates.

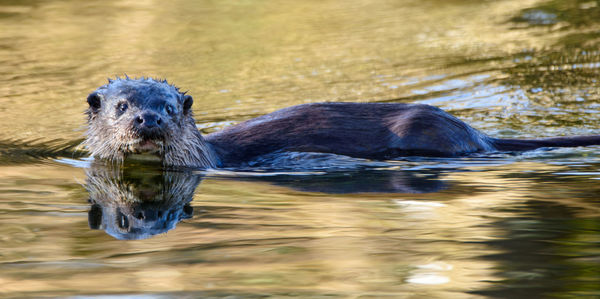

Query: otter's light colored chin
[130,139,163,154]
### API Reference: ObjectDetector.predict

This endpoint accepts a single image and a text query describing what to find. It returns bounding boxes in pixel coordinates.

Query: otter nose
[135,112,163,129]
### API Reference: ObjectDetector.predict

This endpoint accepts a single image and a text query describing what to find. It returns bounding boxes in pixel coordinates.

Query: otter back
[205,102,495,166]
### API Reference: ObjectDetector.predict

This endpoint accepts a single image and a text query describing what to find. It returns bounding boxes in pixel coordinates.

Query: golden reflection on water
[1,0,600,297]
[1,160,599,297]
[0,0,584,140]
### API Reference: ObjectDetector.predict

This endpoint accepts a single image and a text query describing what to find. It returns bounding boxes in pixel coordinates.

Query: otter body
[206,102,493,165]
[84,78,600,168]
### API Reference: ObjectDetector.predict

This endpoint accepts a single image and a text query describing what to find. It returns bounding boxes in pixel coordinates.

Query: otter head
[84,77,218,168]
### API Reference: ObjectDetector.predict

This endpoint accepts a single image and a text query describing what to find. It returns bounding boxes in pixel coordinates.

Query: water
[1,0,600,297]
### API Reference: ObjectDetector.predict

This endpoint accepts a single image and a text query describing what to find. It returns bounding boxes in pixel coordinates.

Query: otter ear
[88,203,102,229]
[182,95,193,114]
[183,204,194,218]
[87,92,102,112]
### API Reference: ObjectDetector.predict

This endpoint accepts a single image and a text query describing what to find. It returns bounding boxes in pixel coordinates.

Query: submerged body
[84,78,600,168]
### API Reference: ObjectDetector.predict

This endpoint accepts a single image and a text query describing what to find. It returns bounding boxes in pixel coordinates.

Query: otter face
[84,77,196,162]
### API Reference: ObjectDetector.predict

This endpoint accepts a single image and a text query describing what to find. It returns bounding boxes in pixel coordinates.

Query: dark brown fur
[206,102,493,165]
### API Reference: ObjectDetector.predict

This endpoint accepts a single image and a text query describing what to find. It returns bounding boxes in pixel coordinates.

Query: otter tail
[490,135,600,152]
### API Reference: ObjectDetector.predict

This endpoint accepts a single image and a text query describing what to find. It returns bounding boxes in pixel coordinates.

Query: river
[1,0,599,297]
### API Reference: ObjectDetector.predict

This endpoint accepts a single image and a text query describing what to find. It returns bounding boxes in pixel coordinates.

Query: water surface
[1,0,600,297]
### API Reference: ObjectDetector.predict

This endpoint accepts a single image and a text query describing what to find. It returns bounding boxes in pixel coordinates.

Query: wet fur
[85,78,600,168]
[206,103,494,165]
[84,77,218,168]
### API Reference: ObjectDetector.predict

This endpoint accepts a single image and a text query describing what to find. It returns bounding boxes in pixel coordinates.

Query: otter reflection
[238,170,446,194]
[85,163,202,240]
[85,161,448,240]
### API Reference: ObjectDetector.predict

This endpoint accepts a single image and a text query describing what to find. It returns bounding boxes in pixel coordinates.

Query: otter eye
[165,104,175,115]
[117,102,128,113]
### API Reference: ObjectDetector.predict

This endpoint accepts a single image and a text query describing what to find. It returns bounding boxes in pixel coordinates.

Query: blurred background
[1,0,600,298]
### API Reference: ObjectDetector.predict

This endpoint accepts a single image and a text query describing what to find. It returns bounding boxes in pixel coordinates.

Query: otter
[84,77,600,168]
